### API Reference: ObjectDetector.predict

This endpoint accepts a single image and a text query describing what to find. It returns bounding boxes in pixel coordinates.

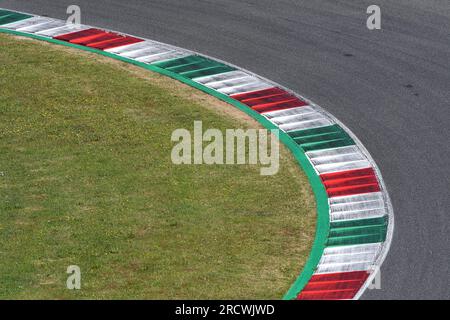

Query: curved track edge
[0,8,394,300]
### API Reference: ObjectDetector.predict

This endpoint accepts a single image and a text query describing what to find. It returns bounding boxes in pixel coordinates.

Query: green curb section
[154,55,236,79]
[288,124,355,152]
[327,216,388,247]
[0,10,32,25]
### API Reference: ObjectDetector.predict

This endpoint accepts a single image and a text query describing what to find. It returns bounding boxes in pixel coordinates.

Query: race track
[2,0,449,299]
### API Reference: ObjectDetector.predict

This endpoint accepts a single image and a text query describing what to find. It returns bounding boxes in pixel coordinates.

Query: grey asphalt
[2,0,449,299]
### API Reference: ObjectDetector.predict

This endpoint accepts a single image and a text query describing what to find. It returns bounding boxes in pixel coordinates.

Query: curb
[0,8,394,300]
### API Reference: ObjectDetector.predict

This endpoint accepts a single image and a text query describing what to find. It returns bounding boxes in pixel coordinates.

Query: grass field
[0,34,315,299]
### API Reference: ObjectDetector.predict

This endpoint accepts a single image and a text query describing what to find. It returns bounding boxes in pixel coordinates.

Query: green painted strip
[288,124,355,152]
[0,9,16,16]
[293,131,350,145]
[327,233,386,246]
[301,138,355,152]
[0,28,329,300]
[155,54,235,79]
[181,65,235,79]
[288,124,343,138]
[288,125,355,152]
[327,216,388,246]
[330,216,388,229]
[167,60,218,73]
[0,11,32,25]
[288,124,351,141]
[153,55,204,68]
[330,225,385,238]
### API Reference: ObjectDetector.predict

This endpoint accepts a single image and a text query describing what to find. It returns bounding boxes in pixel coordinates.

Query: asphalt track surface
[2,0,449,300]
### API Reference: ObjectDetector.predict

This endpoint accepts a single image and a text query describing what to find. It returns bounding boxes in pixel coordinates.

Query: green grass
[0,34,316,299]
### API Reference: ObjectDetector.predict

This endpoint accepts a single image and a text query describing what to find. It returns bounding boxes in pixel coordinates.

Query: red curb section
[54,28,143,50]
[320,167,381,198]
[231,87,307,113]
[297,271,370,300]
